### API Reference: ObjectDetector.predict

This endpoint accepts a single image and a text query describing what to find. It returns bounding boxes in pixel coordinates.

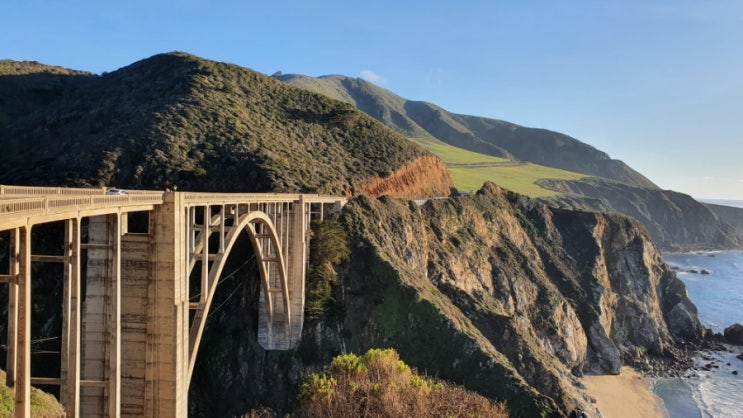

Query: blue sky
[3,0,742,199]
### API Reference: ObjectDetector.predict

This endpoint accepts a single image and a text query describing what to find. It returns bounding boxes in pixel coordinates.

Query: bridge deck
[0,185,346,230]
[0,185,347,418]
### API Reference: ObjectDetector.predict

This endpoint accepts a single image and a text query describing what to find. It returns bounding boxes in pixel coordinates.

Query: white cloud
[359,70,386,84]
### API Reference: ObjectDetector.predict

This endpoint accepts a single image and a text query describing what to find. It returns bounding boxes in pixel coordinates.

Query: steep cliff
[705,203,743,240]
[336,183,704,416]
[540,178,743,250]
[183,183,704,417]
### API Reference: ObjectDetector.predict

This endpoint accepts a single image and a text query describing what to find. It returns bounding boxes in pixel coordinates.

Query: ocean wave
[660,252,743,417]
[689,351,743,418]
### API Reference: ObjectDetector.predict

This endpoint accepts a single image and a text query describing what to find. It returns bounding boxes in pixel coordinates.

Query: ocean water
[697,199,743,209]
[655,251,743,417]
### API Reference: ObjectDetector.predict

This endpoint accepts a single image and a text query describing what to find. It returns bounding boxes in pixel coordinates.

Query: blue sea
[655,251,743,417]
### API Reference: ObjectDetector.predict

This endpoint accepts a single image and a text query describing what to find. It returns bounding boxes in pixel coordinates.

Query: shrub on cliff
[305,219,349,321]
[295,348,508,418]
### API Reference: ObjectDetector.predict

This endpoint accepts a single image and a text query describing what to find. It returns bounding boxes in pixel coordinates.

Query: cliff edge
[337,182,704,416]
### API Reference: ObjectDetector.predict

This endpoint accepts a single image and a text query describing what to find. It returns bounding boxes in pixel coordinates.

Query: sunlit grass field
[409,137,509,165]
[409,137,588,197]
[449,164,586,197]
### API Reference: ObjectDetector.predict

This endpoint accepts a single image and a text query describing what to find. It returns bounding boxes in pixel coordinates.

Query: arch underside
[186,207,295,381]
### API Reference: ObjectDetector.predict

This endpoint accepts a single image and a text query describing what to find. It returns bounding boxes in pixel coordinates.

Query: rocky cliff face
[705,203,743,240]
[335,183,704,416]
[540,178,743,251]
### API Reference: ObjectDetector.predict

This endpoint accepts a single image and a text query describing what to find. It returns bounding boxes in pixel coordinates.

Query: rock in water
[724,324,743,345]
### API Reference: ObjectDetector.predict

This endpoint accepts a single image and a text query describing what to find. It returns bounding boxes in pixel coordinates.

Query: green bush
[295,348,509,418]
[304,220,349,321]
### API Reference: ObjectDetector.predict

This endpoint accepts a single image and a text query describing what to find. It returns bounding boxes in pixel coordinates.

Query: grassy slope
[0,53,432,195]
[278,74,656,188]
[449,164,586,198]
[409,136,587,197]
[276,75,594,198]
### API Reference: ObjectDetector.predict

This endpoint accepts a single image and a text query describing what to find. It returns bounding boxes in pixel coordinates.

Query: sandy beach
[582,367,666,418]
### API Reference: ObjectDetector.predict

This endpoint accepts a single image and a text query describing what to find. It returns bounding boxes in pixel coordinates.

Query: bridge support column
[80,214,121,417]
[14,226,31,418]
[60,218,81,418]
[119,233,152,417]
[6,228,19,389]
[286,197,308,347]
[146,192,189,418]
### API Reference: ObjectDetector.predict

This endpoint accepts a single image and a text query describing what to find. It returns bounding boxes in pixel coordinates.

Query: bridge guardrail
[0,194,165,216]
[181,192,346,205]
[0,185,163,196]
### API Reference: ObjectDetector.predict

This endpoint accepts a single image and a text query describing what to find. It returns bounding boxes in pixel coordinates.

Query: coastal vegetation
[295,348,508,418]
[0,53,437,196]
[305,219,350,321]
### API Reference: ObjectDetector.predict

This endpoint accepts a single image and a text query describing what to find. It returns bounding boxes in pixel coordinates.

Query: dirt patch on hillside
[360,155,454,198]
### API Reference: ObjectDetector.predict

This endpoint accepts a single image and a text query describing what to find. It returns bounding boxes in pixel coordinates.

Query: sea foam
[658,251,743,417]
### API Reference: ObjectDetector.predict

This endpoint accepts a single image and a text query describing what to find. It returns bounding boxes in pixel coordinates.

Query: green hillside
[277,74,657,189]
[450,164,586,197]
[409,136,508,165]
[409,136,587,197]
[0,53,436,195]
[0,60,90,128]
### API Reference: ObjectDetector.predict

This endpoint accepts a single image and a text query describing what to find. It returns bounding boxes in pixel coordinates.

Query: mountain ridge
[0,52,453,197]
[276,72,743,251]
[276,73,657,189]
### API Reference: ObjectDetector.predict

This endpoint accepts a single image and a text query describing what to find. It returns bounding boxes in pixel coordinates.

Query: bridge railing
[0,198,46,216]
[180,192,346,205]
[0,185,105,196]
[0,185,163,196]
[0,194,165,216]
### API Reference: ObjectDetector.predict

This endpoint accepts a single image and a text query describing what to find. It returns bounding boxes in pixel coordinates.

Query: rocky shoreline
[637,324,743,380]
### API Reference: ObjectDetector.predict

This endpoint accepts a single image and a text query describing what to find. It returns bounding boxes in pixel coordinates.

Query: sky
[3,0,742,200]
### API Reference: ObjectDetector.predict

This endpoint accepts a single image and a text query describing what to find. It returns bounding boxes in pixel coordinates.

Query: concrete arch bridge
[0,185,346,417]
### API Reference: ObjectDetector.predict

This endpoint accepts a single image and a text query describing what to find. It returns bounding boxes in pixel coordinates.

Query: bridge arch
[186,210,291,381]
